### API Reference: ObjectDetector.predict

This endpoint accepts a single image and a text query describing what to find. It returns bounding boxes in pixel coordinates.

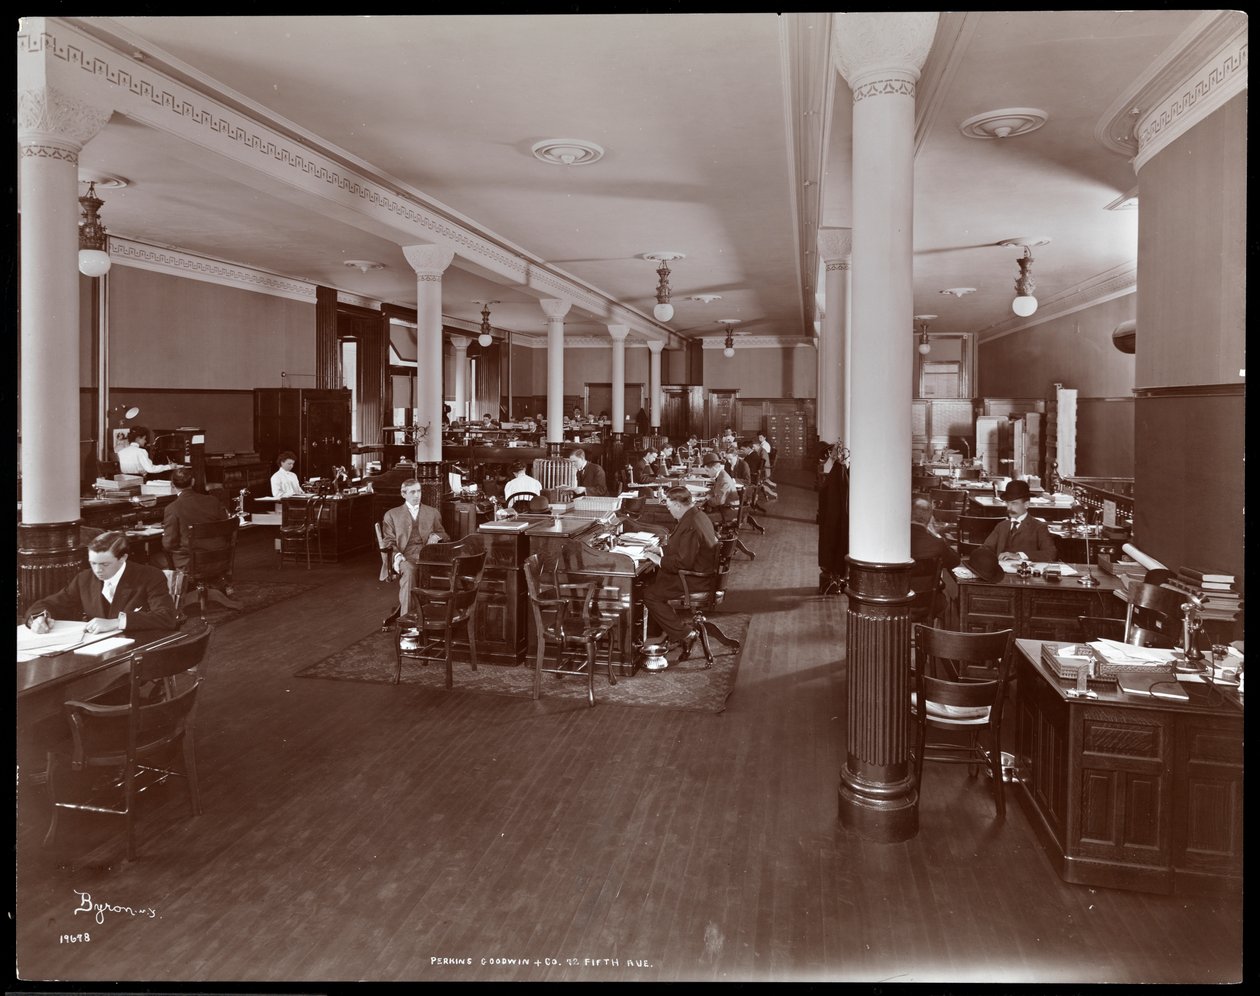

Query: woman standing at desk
[271,450,306,498]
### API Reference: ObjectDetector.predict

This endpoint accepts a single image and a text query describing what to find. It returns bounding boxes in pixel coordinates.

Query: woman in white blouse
[271,451,305,497]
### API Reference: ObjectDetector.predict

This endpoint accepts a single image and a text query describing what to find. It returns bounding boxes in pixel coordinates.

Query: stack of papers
[17,621,88,661]
[1089,639,1179,666]
[618,532,659,546]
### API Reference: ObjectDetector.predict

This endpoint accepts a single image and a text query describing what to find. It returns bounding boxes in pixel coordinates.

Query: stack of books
[1167,566,1242,616]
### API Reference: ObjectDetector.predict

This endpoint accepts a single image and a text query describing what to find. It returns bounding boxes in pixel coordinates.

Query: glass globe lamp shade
[723,346,735,358]
[918,340,932,355]
[78,248,111,277]
[653,302,674,322]
[1012,295,1038,317]
[478,332,493,347]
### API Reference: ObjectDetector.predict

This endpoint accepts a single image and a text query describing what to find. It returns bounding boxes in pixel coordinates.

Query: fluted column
[834,11,939,843]
[401,245,454,474]
[608,324,629,436]
[16,80,112,611]
[647,341,664,431]
[541,299,571,449]
[817,228,852,446]
[451,336,470,422]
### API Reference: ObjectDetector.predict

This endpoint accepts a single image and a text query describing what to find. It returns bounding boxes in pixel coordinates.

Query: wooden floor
[15,474,1243,984]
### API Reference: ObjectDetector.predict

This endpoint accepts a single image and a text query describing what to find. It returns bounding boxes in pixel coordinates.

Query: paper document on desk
[619,532,659,546]
[17,621,89,656]
[611,545,651,562]
[952,566,977,580]
[1089,639,1180,665]
[1000,561,1077,575]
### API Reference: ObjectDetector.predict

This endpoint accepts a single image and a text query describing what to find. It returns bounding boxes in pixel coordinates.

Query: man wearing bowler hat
[983,479,1057,562]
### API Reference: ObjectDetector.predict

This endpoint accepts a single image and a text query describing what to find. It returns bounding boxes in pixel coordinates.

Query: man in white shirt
[503,461,543,508]
[116,427,176,477]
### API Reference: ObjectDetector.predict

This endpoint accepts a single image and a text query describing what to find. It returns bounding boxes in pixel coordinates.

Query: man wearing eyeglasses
[381,478,450,616]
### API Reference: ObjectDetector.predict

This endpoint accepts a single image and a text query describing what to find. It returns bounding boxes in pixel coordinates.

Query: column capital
[450,335,470,352]
[646,340,665,355]
[16,85,111,155]
[540,298,572,321]
[606,324,630,342]
[833,12,938,92]
[817,227,853,263]
[401,244,455,277]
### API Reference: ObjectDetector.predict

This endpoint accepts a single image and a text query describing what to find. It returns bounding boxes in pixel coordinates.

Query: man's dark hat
[1001,479,1031,502]
[527,494,551,513]
[966,545,1005,583]
[701,452,722,466]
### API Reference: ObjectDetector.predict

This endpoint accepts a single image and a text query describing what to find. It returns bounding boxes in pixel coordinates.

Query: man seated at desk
[642,486,718,657]
[116,426,177,478]
[381,478,450,617]
[25,531,178,635]
[632,448,658,485]
[271,451,309,498]
[700,452,738,513]
[726,447,751,485]
[569,448,608,497]
[162,468,231,573]
[911,496,960,570]
[983,479,1057,563]
[480,413,498,429]
[654,442,676,474]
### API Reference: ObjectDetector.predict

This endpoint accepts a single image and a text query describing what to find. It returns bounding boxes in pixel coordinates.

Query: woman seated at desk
[116,426,177,478]
[271,450,309,498]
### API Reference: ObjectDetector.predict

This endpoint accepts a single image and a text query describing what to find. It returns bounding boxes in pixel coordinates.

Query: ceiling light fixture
[998,238,1050,318]
[644,252,684,323]
[78,181,111,277]
[938,287,976,298]
[914,314,936,356]
[960,107,1048,140]
[688,294,722,304]
[718,319,740,358]
[343,259,385,274]
[477,301,500,348]
[531,139,605,166]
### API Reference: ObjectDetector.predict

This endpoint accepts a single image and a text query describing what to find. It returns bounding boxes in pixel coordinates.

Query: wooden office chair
[1074,614,1174,647]
[395,585,480,689]
[671,564,741,669]
[909,554,943,627]
[712,489,757,561]
[931,510,961,550]
[374,522,398,583]
[505,489,541,511]
[909,625,1014,819]
[1124,581,1187,645]
[523,553,615,706]
[279,496,327,569]
[956,514,997,556]
[180,518,241,620]
[44,625,211,860]
[930,488,967,512]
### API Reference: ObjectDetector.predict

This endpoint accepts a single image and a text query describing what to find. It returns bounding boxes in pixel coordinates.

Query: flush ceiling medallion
[531,139,605,166]
[343,259,385,273]
[939,287,976,297]
[960,107,1048,140]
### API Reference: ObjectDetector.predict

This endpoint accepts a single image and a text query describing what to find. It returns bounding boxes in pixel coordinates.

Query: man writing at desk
[381,478,450,617]
[983,479,1057,563]
[116,426,177,478]
[569,448,608,497]
[25,531,178,634]
[643,486,718,658]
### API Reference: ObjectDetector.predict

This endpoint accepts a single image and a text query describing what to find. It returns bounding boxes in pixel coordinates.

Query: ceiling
[50,11,1209,348]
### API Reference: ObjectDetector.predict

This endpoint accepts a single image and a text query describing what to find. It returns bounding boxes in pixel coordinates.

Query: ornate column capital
[16,85,111,157]
[646,340,665,355]
[607,324,630,342]
[401,243,455,278]
[540,298,572,321]
[833,12,939,92]
[817,227,853,263]
[450,335,470,352]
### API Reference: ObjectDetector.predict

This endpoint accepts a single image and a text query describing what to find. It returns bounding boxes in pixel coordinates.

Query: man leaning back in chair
[381,478,450,617]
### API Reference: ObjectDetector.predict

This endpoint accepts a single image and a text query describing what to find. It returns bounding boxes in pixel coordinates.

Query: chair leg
[533,638,546,700]
[42,752,62,849]
[467,613,478,672]
[696,621,715,668]
[747,513,766,534]
[585,638,596,707]
[124,763,137,862]
[182,733,202,816]
[702,619,741,651]
[605,631,617,687]
[444,626,454,691]
[734,537,756,560]
[394,624,405,685]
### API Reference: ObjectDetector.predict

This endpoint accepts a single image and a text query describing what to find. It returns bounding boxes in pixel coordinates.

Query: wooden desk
[279,492,373,562]
[944,564,1121,642]
[1013,639,1243,895]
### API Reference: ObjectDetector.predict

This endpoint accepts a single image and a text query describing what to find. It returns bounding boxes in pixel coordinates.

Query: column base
[18,521,85,617]
[837,556,918,842]
[546,441,563,458]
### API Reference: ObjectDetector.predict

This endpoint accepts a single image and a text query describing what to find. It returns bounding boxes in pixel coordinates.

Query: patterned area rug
[295,613,750,713]
[181,580,319,627]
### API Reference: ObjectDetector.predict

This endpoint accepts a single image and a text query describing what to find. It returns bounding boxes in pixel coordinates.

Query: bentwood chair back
[1124,581,1188,645]
[182,518,240,617]
[45,625,212,860]
[522,553,614,707]
[394,585,479,689]
[910,625,1014,819]
[957,515,998,557]
[909,554,944,627]
[279,496,328,569]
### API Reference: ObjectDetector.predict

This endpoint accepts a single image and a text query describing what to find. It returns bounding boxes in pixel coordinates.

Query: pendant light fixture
[78,181,111,277]
[998,237,1050,317]
[914,315,936,355]
[477,301,499,347]
[644,252,684,322]
[718,319,740,358]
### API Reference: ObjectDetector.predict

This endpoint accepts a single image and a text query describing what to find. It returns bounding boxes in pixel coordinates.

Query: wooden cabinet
[765,411,809,469]
[1015,640,1243,894]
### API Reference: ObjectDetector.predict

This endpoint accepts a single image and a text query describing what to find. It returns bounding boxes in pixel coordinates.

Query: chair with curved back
[374,521,399,583]
[957,514,997,557]
[909,554,943,627]
[505,489,542,511]
[279,496,328,569]
[909,625,1015,819]
[394,585,480,689]
[670,562,741,669]
[44,625,212,860]
[712,487,756,561]
[1076,614,1172,647]
[180,518,241,620]
[1124,581,1188,646]
[930,488,967,513]
[522,553,615,706]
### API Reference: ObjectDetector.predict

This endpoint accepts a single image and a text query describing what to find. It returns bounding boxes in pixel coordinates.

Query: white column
[541,299,571,445]
[836,13,937,566]
[647,341,664,431]
[608,324,629,433]
[17,84,111,523]
[817,228,852,446]
[450,336,470,422]
[401,244,455,463]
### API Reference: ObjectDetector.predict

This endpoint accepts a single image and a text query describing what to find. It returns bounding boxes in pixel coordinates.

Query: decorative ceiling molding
[702,336,813,350]
[27,17,675,344]
[913,12,979,158]
[108,237,317,303]
[976,262,1137,344]
[1095,10,1248,168]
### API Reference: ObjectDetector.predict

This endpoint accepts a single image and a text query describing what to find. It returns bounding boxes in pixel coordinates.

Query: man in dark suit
[632,448,658,485]
[911,496,960,570]
[25,531,178,634]
[162,467,230,571]
[380,477,450,616]
[569,448,608,496]
[983,479,1057,562]
[642,486,719,657]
